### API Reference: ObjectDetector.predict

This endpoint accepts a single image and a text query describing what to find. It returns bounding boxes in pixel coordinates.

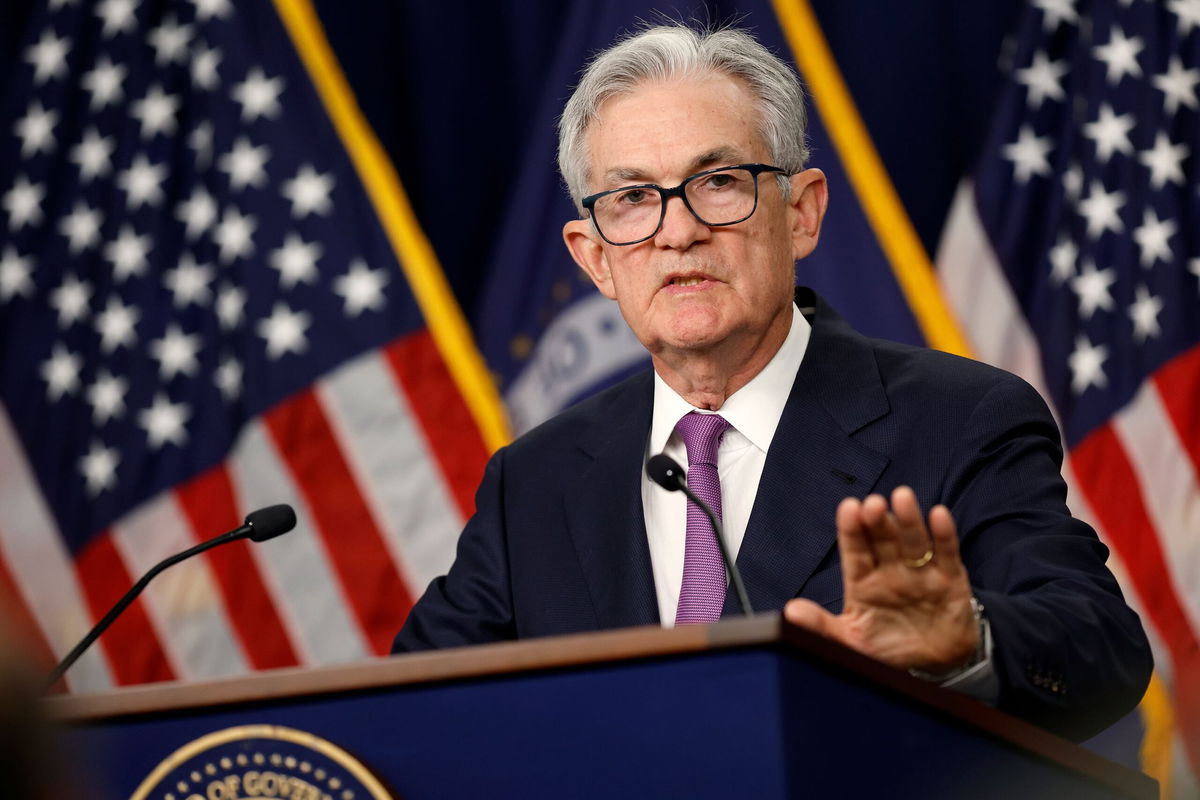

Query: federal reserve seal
[130,725,395,800]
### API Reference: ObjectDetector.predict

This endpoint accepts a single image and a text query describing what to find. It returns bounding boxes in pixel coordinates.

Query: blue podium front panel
[60,646,1134,799]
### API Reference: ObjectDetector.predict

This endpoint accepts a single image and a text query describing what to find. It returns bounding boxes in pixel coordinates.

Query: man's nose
[653,194,711,249]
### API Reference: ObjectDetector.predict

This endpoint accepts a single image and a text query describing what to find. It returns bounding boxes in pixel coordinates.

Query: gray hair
[557,23,810,213]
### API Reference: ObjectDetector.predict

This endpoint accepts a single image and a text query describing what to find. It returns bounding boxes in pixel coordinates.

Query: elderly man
[393,23,1151,741]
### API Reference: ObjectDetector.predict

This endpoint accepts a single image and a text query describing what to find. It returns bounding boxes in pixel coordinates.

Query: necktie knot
[674,411,731,467]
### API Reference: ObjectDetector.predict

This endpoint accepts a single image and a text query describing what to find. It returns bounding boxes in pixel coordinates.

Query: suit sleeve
[391,447,516,652]
[946,373,1153,740]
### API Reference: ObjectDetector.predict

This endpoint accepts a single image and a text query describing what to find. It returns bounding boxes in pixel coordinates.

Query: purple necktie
[674,412,732,625]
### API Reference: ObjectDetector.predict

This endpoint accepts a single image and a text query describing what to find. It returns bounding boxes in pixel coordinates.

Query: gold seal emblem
[130,725,395,800]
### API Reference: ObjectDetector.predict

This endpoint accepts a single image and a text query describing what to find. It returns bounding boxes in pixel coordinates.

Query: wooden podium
[50,615,1155,799]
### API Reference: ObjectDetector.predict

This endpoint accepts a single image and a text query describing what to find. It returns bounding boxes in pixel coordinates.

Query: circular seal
[130,725,395,800]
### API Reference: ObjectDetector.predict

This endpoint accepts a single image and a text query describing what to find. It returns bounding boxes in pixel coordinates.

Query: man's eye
[617,188,651,204]
[700,173,734,190]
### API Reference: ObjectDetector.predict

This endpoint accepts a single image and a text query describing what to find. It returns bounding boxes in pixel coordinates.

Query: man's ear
[788,168,829,262]
[563,218,616,299]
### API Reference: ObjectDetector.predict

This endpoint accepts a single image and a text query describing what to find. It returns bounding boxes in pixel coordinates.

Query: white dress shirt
[642,304,810,626]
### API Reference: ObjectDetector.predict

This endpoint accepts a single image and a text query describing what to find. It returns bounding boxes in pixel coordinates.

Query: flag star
[131,84,180,139]
[58,202,104,254]
[50,0,80,8]
[1070,260,1117,319]
[334,259,389,316]
[281,164,335,217]
[117,154,167,209]
[150,323,202,380]
[95,295,140,352]
[1092,28,1143,85]
[95,0,138,37]
[79,441,120,496]
[163,254,214,307]
[215,356,242,400]
[231,67,284,122]
[1002,125,1054,183]
[1190,258,1200,291]
[70,128,115,183]
[189,122,214,168]
[14,101,58,158]
[138,393,191,449]
[1033,0,1078,31]
[217,137,270,191]
[1138,132,1189,190]
[86,370,128,424]
[257,302,311,359]
[213,207,257,263]
[24,30,70,84]
[1062,162,1084,202]
[3,176,45,231]
[40,343,82,401]
[1152,56,1200,116]
[189,0,233,20]
[1078,180,1126,239]
[1168,0,1200,34]
[1068,334,1108,395]
[49,274,92,327]
[1127,285,1163,343]
[176,187,218,239]
[81,57,126,110]
[269,233,321,288]
[148,15,192,66]
[1048,233,1077,285]
[216,284,246,329]
[191,44,222,90]
[103,224,152,281]
[1083,104,1135,164]
[1132,209,1176,268]
[0,246,34,302]
[1015,51,1068,109]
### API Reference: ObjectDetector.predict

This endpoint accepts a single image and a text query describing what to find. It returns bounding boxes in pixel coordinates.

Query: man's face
[563,73,827,361]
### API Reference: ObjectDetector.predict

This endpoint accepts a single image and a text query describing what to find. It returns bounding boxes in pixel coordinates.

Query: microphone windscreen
[244,504,297,542]
[646,454,685,491]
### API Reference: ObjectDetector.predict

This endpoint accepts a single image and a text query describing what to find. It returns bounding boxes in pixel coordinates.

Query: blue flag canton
[972,0,1200,447]
[0,0,423,550]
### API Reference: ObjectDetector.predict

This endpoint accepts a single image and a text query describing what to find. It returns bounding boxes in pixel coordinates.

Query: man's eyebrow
[600,147,746,188]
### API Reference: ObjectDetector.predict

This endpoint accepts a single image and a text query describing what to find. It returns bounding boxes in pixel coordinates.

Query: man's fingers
[783,597,837,639]
[928,504,964,574]
[859,493,902,564]
[891,486,934,565]
[836,497,875,580]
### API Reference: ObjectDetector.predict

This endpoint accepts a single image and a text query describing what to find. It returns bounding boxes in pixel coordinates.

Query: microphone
[646,454,753,617]
[45,504,297,691]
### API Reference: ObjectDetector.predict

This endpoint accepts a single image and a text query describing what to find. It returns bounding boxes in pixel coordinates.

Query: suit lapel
[564,372,660,628]
[728,291,892,615]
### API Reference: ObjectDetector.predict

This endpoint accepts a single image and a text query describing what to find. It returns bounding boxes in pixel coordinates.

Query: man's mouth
[664,272,716,288]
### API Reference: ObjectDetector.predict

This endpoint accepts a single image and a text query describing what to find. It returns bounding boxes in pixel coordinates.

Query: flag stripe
[1154,346,1200,481]
[318,346,463,597]
[384,330,489,519]
[110,495,250,681]
[175,466,300,671]
[263,388,411,656]
[0,406,112,693]
[229,422,370,665]
[1114,379,1200,639]
[1072,426,1200,774]
[75,533,175,686]
[271,0,511,452]
[0,552,59,674]
[770,0,971,356]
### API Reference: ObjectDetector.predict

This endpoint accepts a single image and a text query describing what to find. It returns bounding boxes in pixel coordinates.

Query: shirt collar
[649,303,812,455]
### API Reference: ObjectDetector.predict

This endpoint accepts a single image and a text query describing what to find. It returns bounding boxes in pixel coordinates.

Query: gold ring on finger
[902,549,933,569]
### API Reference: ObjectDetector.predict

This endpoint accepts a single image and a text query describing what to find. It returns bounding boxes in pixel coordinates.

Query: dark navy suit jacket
[394,289,1151,740]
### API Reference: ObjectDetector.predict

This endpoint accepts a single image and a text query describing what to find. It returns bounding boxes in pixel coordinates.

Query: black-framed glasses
[581,163,788,246]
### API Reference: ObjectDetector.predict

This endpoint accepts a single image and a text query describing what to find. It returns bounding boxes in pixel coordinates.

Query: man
[393,23,1151,741]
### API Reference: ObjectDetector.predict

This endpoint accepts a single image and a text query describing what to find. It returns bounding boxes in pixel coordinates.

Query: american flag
[0,0,494,692]
[938,0,1200,792]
